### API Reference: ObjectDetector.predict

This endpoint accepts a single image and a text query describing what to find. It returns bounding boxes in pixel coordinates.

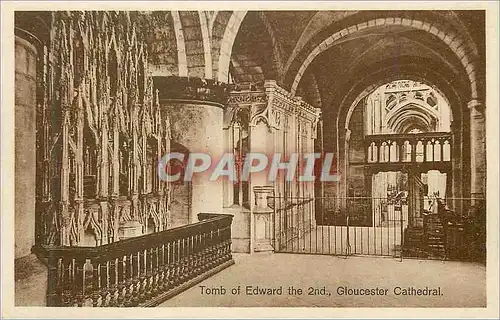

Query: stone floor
[15,254,47,306]
[279,225,403,256]
[159,252,486,307]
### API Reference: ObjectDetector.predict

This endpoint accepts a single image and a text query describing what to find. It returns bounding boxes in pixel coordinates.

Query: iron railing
[33,213,234,307]
[271,196,486,262]
[272,196,406,257]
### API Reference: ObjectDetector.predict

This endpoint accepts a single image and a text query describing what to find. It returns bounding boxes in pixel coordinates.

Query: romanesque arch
[285,12,482,101]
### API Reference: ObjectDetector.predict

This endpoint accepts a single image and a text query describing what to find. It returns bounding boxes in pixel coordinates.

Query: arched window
[434,140,442,161]
[443,140,451,161]
[390,141,398,162]
[380,142,389,163]
[416,141,425,162]
[365,80,451,135]
[402,141,412,162]
[425,140,434,162]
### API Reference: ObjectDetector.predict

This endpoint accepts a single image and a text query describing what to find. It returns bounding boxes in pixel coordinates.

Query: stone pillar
[467,99,486,199]
[155,77,227,223]
[252,186,274,252]
[450,120,463,198]
[164,102,224,221]
[15,36,38,258]
[248,122,272,253]
[249,122,271,188]
[343,128,351,199]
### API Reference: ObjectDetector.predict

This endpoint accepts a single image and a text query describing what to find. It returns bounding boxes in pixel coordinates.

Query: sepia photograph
[2,2,499,319]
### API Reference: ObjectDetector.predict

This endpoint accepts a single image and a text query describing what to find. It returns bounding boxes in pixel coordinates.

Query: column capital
[467,99,485,118]
[153,76,228,108]
[468,99,486,200]
[467,99,484,110]
[252,185,274,213]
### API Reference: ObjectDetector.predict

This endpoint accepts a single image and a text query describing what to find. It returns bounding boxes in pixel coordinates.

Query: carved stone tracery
[225,80,321,133]
[37,12,172,246]
[225,80,322,249]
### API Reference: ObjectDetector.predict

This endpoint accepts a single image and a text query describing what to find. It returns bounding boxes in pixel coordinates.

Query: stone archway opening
[363,80,453,199]
[352,80,454,234]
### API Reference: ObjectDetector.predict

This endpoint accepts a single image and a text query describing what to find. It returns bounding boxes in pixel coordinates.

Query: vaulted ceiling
[15,10,485,117]
[230,10,485,116]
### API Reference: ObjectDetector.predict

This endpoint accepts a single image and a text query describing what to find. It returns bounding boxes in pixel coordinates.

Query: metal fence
[270,196,486,261]
[272,196,406,257]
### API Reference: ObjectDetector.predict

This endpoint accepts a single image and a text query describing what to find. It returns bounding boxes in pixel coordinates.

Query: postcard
[2,1,498,319]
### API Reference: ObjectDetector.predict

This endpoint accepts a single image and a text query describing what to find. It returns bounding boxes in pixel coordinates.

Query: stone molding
[467,99,485,117]
[154,76,228,107]
[225,80,321,134]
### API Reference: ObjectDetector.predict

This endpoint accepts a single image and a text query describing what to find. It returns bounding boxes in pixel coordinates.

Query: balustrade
[365,132,452,165]
[35,214,234,307]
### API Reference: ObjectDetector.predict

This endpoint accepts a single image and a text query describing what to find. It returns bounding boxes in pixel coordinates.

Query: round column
[156,77,227,223]
[450,120,463,198]
[15,35,38,258]
[467,99,486,199]
[165,103,224,221]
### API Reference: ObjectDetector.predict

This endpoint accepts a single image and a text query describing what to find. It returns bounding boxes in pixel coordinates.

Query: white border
[1,1,498,319]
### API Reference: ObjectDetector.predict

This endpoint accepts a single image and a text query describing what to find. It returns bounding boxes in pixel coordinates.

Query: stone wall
[161,101,224,221]
[15,255,47,306]
[15,36,37,259]
[228,209,251,253]
[347,103,367,196]
[140,12,179,76]
[169,182,191,228]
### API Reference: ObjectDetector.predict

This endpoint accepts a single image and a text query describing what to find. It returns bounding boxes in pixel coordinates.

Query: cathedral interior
[13,10,486,307]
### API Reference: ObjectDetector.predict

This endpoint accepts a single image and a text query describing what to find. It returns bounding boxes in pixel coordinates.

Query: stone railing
[34,213,234,307]
[365,132,452,164]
